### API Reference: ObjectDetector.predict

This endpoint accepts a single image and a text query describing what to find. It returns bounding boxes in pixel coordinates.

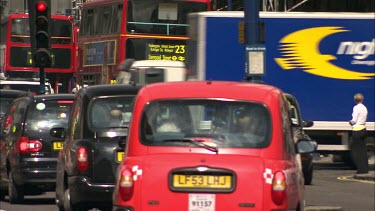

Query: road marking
[337,175,375,184]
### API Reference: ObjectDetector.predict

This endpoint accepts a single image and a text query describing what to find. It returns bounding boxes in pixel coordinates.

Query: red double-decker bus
[77,0,211,86]
[0,1,76,93]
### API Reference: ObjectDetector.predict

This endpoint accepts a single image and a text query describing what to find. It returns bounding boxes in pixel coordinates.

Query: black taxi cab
[54,84,141,211]
[0,93,74,203]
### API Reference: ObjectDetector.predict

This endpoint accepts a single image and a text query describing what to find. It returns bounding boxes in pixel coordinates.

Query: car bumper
[68,176,115,205]
[112,206,134,211]
[13,158,57,187]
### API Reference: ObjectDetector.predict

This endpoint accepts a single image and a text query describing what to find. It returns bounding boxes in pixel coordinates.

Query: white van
[0,79,54,94]
[116,59,187,85]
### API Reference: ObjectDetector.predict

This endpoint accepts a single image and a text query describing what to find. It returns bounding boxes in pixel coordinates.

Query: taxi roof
[138,81,283,104]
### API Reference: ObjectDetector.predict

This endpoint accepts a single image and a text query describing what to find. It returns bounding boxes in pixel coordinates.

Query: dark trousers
[350,129,369,174]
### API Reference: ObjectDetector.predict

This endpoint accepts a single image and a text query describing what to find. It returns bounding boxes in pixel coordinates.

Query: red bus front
[0,13,75,93]
[77,0,210,86]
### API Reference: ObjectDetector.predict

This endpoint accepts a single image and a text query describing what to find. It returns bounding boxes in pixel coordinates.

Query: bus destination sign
[146,43,186,61]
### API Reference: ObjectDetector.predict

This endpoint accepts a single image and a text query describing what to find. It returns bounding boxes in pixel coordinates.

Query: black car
[0,93,75,203]
[285,93,317,185]
[0,89,28,121]
[54,84,141,211]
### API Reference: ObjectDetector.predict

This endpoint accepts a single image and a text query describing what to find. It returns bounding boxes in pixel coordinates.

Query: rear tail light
[119,168,134,201]
[18,136,42,153]
[77,147,88,172]
[271,171,286,205]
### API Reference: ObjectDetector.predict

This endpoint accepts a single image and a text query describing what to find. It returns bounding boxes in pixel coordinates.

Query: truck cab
[116,59,187,85]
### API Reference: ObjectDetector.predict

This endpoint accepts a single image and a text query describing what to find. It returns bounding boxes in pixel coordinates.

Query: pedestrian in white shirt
[349,93,368,174]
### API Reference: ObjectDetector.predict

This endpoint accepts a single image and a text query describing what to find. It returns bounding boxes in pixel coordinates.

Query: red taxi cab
[112,81,316,211]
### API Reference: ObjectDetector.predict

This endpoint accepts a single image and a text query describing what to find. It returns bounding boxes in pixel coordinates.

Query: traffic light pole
[28,0,51,94]
[39,67,45,94]
[244,0,265,82]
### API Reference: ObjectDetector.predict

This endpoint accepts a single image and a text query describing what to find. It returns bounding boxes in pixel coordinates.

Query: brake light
[271,171,286,205]
[77,147,88,172]
[119,168,134,201]
[18,136,42,153]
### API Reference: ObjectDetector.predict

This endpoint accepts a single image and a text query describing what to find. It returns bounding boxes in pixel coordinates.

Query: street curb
[305,206,344,211]
[352,173,375,181]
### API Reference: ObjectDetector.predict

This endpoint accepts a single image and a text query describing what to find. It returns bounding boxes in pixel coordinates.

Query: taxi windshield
[140,99,272,148]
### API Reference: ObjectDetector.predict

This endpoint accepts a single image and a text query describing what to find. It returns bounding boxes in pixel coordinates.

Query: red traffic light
[36,1,47,12]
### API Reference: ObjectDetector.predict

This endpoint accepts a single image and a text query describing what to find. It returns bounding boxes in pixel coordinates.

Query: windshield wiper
[106,125,129,129]
[164,138,219,153]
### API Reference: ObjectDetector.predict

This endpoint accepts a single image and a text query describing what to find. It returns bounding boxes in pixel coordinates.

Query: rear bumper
[112,206,134,211]
[12,158,57,188]
[68,176,115,205]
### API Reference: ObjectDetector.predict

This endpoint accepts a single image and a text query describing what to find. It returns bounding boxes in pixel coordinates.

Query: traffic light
[28,0,51,67]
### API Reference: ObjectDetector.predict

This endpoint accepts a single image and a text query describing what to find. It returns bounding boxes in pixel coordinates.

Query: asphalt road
[0,155,374,211]
[305,155,375,211]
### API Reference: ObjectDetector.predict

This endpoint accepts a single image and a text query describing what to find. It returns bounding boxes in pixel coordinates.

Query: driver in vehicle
[110,109,124,127]
[234,107,267,144]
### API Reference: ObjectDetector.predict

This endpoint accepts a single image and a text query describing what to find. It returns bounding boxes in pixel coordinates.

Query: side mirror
[118,136,127,149]
[302,120,314,128]
[50,127,66,138]
[296,139,317,154]
[291,118,299,127]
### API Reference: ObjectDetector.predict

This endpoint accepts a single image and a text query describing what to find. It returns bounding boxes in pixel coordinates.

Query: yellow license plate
[116,151,125,162]
[53,142,64,150]
[173,174,232,189]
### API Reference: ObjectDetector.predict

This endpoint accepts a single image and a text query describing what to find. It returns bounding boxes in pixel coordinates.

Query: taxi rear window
[140,99,272,148]
[88,96,135,129]
[26,100,73,131]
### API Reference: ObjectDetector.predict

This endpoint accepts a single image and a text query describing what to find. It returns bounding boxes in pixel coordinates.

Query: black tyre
[343,153,355,168]
[64,188,86,211]
[56,184,65,211]
[56,191,65,211]
[8,171,24,204]
[332,154,343,162]
[64,189,72,211]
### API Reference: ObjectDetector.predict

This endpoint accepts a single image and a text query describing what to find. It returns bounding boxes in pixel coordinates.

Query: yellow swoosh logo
[275,26,375,80]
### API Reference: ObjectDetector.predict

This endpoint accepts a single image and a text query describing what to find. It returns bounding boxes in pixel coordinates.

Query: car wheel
[64,188,86,211]
[64,189,72,211]
[8,171,24,204]
[304,165,313,185]
[58,203,66,211]
[56,182,65,210]
[56,190,65,211]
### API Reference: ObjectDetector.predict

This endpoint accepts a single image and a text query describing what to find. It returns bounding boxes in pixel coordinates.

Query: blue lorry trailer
[187,11,375,164]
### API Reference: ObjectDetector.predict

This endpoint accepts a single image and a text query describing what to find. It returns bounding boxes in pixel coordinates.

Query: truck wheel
[332,154,343,162]
[8,172,24,204]
[365,137,375,169]
[342,152,355,168]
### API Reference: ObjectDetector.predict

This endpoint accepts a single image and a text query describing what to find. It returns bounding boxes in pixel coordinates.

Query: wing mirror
[302,120,314,128]
[296,139,317,154]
